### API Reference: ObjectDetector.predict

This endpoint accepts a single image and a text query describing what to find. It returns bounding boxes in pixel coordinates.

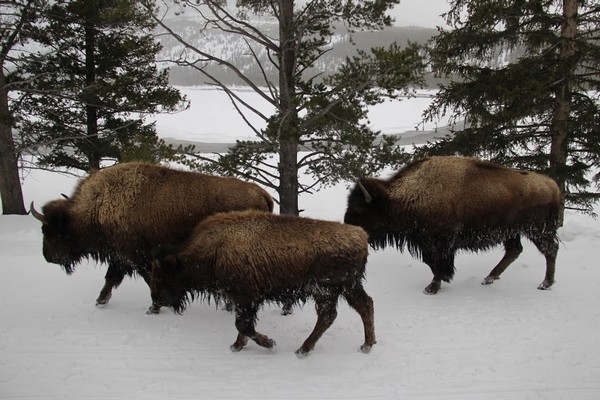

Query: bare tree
[145,0,424,215]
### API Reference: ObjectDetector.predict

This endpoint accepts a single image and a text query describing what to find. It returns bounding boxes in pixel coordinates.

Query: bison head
[344,178,393,247]
[150,248,190,314]
[30,199,88,274]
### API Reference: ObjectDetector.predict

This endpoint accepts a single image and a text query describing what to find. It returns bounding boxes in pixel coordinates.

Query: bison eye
[350,204,366,215]
[42,226,68,240]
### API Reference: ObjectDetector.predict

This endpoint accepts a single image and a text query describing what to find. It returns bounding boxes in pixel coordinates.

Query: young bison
[344,156,560,295]
[151,210,376,357]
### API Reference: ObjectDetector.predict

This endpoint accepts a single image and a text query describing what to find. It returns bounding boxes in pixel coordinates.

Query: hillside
[155,16,442,87]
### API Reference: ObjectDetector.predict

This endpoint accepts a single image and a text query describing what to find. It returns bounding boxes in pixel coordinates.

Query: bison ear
[151,255,178,280]
[43,203,71,233]
[151,244,179,262]
[151,245,180,273]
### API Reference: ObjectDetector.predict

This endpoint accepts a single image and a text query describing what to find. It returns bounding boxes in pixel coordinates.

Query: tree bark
[84,12,101,171]
[549,0,578,226]
[277,0,299,215]
[0,68,26,215]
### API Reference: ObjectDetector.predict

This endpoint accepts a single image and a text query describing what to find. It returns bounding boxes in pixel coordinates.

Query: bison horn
[357,180,372,203]
[61,193,69,199]
[29,201,46,223]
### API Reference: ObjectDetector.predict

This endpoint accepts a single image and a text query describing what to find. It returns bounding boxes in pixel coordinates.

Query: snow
[3,88,600,399]
[153,87,446,143]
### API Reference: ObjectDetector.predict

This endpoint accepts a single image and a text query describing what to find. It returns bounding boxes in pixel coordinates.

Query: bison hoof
[423,283,440,295]
[95,294,111,306]
[264,338,276,349]
[295,348,310,359]
[537,280,554,290]
[146,304,161,315]
[230,344,244,352]
[360,344,373,354]
[481,276,499,285]
[280,307,293,316]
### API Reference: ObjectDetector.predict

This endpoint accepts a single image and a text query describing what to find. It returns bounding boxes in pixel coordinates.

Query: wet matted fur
[151,210,376,357]
[344,156,560,294]
[31,162,274,312]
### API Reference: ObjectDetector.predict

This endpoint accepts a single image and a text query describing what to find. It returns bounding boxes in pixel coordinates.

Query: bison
[150,210,376,357]
[30,162,274,313]
[344,156,560,295]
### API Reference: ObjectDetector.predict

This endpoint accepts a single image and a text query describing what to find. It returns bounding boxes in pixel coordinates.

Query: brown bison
[344,156,560,295]
[30,162,274,313]
[150,210,376,357]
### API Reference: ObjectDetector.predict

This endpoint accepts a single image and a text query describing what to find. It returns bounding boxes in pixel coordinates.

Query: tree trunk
[0,69,26,215]
[549,0,578,226]
[277,0,299,215]
[84,14,101,171]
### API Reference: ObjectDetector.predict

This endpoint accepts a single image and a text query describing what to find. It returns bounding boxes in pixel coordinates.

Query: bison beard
[150,211,376,357]
[30,162,274,313]
[344,156,561,295]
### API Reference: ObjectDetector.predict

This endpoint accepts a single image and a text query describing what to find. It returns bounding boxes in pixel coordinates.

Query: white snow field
[2,87,600,400]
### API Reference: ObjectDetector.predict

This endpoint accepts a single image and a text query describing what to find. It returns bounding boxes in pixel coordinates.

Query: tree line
[1,0,186,215]
[1,0,598,225]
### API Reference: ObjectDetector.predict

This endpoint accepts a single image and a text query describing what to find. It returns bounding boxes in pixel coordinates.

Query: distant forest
[157,21,450,87]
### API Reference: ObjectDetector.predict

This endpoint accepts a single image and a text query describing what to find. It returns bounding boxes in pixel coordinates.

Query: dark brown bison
[150,210,376,357]
[30,162,274,313]
[344,156,560,295]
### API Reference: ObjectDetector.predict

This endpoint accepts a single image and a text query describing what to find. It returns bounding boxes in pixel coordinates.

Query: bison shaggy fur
[31,162,274,312]
[344,156,560,295]
[150,210,376,357]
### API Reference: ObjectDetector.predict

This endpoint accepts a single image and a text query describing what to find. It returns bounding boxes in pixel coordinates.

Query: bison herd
[31,157,561,357]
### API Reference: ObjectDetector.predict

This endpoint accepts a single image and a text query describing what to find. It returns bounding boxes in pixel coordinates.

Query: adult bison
[150,210,376,357]
[344,156,560,295]
[30,162,274,313]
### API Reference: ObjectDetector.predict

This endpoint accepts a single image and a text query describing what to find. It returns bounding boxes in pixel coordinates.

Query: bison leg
[146,303,161,315]
[136,266,162,315]
[482,235,523,285]
[343,283,376,354]
[296,292,339,358]
[231,303,275,352]
[145,292,162,314]
[422,246,456,295]
[96,261,127,306]
[528,232,559,290]
[230,333,249,352]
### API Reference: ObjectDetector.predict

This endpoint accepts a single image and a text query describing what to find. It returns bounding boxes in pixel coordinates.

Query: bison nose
[42,246,55,263]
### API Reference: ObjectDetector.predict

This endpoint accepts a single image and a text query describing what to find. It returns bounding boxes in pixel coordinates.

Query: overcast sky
[390,0,451,28]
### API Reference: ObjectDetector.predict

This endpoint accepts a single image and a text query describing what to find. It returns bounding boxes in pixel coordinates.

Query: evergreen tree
[0,0,44,214]
[147,0,424,215]
[421,0,600,223]
[17,0,186,172]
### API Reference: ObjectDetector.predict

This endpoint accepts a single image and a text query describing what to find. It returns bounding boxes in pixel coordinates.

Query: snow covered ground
[2,87,600,399]
[153,86,445,144]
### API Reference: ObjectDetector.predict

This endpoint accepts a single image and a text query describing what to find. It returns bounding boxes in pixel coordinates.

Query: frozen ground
[154,87,449,151]
[2,87,600,399]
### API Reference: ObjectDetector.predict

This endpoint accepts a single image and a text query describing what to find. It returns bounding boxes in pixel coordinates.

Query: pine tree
[421,0,600,223]
[0,0,45,215]
[147,0,425,215]
[17,0,186,172]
